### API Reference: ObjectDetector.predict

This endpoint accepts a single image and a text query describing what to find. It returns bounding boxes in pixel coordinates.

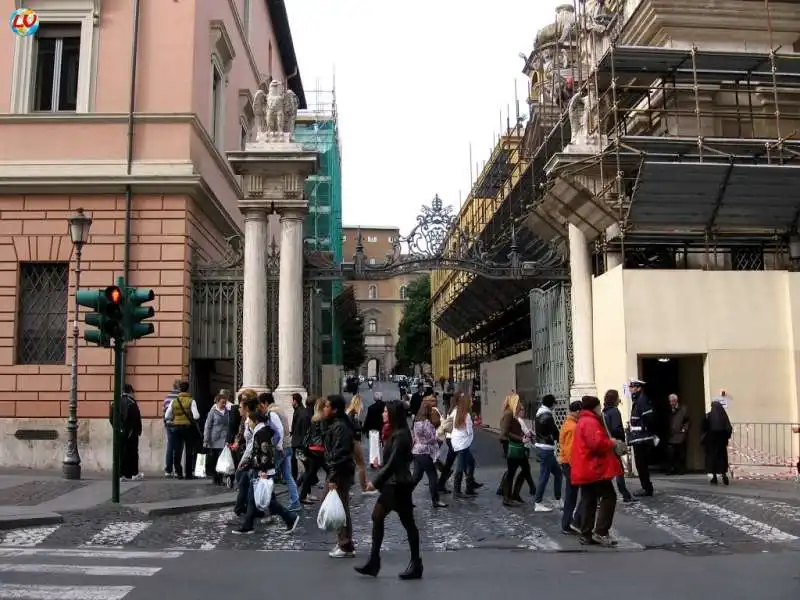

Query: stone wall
[0,193,231,471]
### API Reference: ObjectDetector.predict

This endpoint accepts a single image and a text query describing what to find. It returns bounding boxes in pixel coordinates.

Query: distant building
[342,226,421,378]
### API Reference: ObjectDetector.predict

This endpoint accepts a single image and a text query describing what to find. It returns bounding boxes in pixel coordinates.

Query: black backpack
[251,424,277,472]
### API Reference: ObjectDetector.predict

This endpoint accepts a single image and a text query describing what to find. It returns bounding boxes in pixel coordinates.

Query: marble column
[274,209,307,401]
[568,223,597,401]
[241,208,270,393]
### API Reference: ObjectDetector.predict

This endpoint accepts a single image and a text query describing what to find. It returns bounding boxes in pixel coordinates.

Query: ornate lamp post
[63,208,92,480]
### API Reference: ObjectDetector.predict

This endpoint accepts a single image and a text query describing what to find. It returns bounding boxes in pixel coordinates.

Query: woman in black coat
[702,400,733,485]
[355,401,422,581]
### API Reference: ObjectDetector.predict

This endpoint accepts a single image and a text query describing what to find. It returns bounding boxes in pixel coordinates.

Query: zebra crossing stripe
[609,528,645,550]
[0,549,182,560]
[674,495,799,543]
[0,584,133,600]
[742,498,800,523]
[0,526,59,547]
[171,508,234,550]
[626,503,712,545]
[83,521,151,547]
[0,563,161,577]
[495,509,562,551]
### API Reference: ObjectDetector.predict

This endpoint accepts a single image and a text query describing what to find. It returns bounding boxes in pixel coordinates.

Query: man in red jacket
[571,395,627,547]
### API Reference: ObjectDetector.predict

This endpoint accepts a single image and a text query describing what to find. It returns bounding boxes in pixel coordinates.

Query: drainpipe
[123,0,142,285]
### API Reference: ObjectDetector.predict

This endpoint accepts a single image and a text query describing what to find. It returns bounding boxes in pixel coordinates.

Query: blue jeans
[534,447,562,503]
[164,425,176,473]
[453,447,476,490]
[560,463,581,531]
[241,470,294,531]
[277,448,300,507]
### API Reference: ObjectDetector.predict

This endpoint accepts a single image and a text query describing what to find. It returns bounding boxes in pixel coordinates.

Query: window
[10,1,98,114]
[368,285,378,300]
[240,122,248,150]
[388,236,396,243]
[399,285,408,300]
[210,21,235,148]
[17,262,69,365]
[367,236,377,243]
[368,319,377,334]
[268,41,273,79]
[369,258,376,265]
[33,25,81,111]
[342,235,347,242]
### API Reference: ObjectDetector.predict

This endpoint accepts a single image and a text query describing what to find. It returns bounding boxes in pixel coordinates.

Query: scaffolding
[295,85,344,366]
[538,0,800,270]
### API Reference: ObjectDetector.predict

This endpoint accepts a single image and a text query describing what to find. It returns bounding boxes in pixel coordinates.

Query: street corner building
[0,0,344,472]
[430,0,800,479]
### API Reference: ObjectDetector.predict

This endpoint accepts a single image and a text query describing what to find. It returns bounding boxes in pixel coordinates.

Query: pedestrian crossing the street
[0,548,181,600]
[0,490,798,556]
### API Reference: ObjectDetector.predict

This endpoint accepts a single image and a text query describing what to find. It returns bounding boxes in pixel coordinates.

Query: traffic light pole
[111,275,126,504]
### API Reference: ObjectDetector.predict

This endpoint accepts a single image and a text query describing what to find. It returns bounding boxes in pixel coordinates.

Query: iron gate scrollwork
[529,284,573,426]
[191,235,280,392]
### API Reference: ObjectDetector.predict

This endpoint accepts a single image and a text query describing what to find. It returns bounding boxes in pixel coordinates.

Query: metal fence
[729,423,800,479]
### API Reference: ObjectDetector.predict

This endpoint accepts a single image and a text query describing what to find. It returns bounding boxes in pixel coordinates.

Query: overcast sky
[287,0,564,233]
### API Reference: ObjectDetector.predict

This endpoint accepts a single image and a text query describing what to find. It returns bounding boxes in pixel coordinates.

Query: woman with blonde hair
[347,395,370,492]
[299,398,328,504]
[499,393,535,506]
[450,393,479,497]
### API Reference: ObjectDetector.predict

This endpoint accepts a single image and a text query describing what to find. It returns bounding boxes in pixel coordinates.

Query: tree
[396,274,431,371]
[335,286,366,372]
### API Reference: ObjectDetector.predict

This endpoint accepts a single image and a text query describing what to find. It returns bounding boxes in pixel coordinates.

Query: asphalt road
[0,546,796,600]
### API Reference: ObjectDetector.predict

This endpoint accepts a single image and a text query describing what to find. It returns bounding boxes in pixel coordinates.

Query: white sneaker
[133,473,144,481]
[557,498,564,510]
[534,503,552,513]
[329,546,355,558]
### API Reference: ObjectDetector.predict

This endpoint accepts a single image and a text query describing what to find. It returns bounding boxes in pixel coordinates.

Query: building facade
[342,226,417,378]
[0,0,309,472]
[433,0,800,477]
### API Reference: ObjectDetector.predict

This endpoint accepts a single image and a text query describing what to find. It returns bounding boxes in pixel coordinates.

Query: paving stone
[119,480,225,504]
[0,480,87,506]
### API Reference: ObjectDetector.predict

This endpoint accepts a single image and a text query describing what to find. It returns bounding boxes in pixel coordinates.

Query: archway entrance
[366,358,380,379]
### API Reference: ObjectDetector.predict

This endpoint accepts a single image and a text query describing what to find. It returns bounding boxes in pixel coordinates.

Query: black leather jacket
[305,419,326,449]
[373,427,414,489]
[291,406,310,449]
[534,408,559,447]
[325,416,355,482]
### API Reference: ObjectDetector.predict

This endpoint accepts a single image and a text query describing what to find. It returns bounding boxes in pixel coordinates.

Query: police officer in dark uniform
[628,378,657,497]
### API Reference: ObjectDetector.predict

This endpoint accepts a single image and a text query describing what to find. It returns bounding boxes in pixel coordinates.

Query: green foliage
[396,275,431,369]
[336,286,366,371]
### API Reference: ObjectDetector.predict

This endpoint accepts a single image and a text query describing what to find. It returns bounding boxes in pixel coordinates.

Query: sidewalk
[0,469,238,530]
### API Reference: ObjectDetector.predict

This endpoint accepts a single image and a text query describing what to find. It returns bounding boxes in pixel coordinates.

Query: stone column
[240,208,270,394]
[274,208,307,402]
[568,223,597,401]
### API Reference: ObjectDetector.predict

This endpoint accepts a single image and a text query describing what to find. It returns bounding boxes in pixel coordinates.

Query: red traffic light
[104,286,122,305]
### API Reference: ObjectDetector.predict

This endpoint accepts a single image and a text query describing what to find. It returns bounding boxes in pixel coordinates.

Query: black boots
[355,556,381,577]
[356,557,423,580]
[399,558,423,580]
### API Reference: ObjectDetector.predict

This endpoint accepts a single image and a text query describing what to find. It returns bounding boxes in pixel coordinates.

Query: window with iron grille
[16,262,69,365]
[731,247,764,271]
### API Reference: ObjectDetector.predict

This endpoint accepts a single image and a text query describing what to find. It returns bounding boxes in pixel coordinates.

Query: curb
[0,511,63,530]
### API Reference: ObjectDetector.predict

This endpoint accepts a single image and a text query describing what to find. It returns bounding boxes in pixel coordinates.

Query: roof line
[266,0,307,108]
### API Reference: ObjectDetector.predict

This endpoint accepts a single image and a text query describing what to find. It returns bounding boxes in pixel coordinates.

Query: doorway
[638,355,706,472]
[191,359,235,421]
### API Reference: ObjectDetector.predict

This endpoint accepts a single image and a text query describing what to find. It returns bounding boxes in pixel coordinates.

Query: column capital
[278,207,307,222]
[241,206,269,222]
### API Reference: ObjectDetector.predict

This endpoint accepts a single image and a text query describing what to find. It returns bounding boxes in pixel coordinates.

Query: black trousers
[412,454,440,503]
[633,443,653,494]
[667,443,686,474]
[205,447,223,484]
[369,484,419,562]
[121,434,139,478]
[578,479,617,537]
[437,439,456,489]
[299,450,327,500]
[503,455,534,500]
[290,446,300,481]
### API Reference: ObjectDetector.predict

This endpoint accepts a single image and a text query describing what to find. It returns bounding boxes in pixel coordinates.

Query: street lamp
[63,208,92,480]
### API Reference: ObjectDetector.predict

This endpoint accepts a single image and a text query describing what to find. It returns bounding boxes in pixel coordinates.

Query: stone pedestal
[241,208,270,393]
[228,141,319,408]
[568,223,597,401]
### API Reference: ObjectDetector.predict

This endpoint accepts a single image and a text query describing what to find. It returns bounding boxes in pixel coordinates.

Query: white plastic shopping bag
[254,477,274,511]
[436,440,449,464]
[316,489,347,531]
[193,453,207,479]
[216,446,235,475]
[368,430,382,467]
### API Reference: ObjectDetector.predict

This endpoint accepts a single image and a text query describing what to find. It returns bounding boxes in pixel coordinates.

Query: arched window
[367,318,377,334]
[399,285,408,300]
[368,284,377,299]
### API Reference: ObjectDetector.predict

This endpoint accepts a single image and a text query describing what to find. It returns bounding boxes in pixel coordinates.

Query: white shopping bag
[316,489,347,531]
[193,453,207,479]
[254,477,274,511]
[368,430,382,467]
[216,446,235,475]
[436,441,449,464]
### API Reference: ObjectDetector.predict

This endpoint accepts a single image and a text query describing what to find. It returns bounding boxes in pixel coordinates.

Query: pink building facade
[0,0,306,471]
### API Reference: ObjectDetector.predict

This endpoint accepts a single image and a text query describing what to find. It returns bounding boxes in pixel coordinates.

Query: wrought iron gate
[529,284,573,424]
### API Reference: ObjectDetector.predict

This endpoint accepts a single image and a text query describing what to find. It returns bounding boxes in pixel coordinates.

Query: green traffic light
[124,287,156,342]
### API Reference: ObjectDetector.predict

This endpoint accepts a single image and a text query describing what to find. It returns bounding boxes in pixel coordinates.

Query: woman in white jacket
[450,393,480,497]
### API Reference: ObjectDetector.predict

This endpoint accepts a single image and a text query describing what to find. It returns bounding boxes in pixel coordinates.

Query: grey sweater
[203,406,230,449]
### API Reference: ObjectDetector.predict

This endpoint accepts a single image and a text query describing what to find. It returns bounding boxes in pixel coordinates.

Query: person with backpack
[231,396,299,535]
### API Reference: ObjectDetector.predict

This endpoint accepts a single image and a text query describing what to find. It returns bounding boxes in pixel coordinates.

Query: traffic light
[76,285,123,347]
[124,288,155,341]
